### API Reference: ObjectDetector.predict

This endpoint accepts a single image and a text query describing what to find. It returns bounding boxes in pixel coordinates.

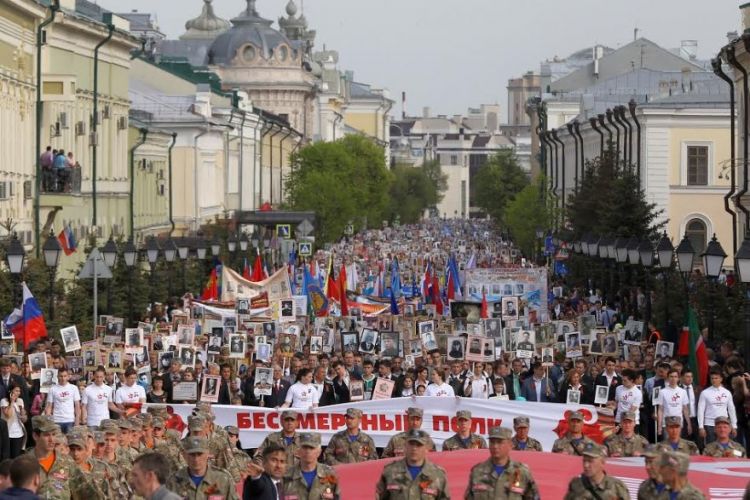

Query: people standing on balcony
[39,146,54,192]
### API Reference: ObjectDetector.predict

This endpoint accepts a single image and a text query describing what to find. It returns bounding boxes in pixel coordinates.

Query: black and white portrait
[60,325,81,353]
[229,334,245,358]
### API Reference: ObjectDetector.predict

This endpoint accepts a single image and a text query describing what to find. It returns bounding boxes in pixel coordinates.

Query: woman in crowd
[0,385,26,458]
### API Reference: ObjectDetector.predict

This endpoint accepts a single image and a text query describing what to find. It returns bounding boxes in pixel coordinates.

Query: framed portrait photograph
[158,351,174,372]
[236,298,250,316]
[349,380,364,401]
[602,334,619,355]
[446,335,466,361]
[358,328,378,354]
[261,322,277,340]
[565,332,583,358]
[652,386,662,406]
[39,368,58,393]
[309,336,323,355]
[579,314,597,337]
[594,385,609,405]
[104,318,124,344]
[341,332,358,353]
[228,334,246,358]
[171,313,190,331]
[29,352,47,380]
[655,340,674,360]
[491,301,503,319]
[515,330,535,353]
[66,356,83,378]
[176,325,195,346]
[255,342,272,363]
[481,337,495,362]
[178,345,196,369]
[501,296,519,320]
[133,346,150,370]
[107,349,125,372]
[465,334,486,363]
[379,331,400,358]
[253,367,273,396]
[207,328,223,354]
[0,322,13,341]
[279,299,295,323]
[466,323,484,336]
[483,318,502,340]
[60,325,81,353]
[409,338,423,358]
[567,389,581,405]
[201,375,221,403]
[137,367,151,387]
[623,320,644,345]
[278,333,296,357]
[541,347,554,366]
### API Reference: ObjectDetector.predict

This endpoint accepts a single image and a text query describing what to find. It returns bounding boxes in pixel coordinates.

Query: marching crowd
[0,219,747,499]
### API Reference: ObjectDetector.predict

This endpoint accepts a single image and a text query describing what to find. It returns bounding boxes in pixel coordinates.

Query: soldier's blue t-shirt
[493,465,506,476]
[302,470,316,489]
[517,441,527,450]
[407,465,423,480]
[188,473,204,487]
[284,436,294,446]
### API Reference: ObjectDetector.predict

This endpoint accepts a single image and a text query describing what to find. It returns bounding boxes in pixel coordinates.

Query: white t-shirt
[425,382,455,398]
[114,383,147,405]
[659,385,689,423]
[0,398,25,438]
[82,383,114,426]
[285,382,319,410]
[48,383,81,423]
[614,384,642,423]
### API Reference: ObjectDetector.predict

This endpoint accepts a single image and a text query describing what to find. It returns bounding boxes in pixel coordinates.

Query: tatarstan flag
[678,306,708,387]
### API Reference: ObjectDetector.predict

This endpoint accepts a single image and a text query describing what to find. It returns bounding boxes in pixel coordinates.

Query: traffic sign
[297,219,314,237]
[299,241,313,256]
[276,224,292,239]
[78,248,113,279]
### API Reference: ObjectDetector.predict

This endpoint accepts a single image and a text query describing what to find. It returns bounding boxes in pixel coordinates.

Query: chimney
[402,91,406,119]
[423,107,431,118]
[743,2,750,33]
[593,45,604,78]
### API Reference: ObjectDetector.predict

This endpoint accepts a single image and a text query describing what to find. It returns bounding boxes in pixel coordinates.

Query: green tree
[473,150,529,223]
[422,159,448,204]
[387,165,440,224]
[505,178,554,259]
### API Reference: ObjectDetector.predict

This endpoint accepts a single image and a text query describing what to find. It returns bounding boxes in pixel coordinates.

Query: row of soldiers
[24,401,251,499]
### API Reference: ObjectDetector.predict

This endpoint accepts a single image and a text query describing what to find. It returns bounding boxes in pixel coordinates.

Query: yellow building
[343,76,393,148]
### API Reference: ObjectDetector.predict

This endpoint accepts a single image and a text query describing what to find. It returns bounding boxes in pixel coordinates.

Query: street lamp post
[701,234,727,342]
[6,233,25,307]
[144,236,160,309]
[177,237,189,295]
[122,238,137,326]
[656,232,674,335]
[734,235,750,363]
[675,234,696,315]
[164,238,177,297]
[535,228,544,265]
[228,233,238,270]
[42,231,61,321]
[638,239,655,324]
[101,236,118,315]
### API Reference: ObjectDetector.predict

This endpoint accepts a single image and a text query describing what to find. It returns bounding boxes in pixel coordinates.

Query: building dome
[285,0,298,17]
[181,0,230,40]
[207,0,295,65]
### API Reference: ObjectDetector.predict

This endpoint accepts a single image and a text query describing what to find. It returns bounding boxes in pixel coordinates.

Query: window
[687,145,708,185]
[23,181,31,200]
[685,218,707,265]
[450,155,458,166]
[0,182,8,200]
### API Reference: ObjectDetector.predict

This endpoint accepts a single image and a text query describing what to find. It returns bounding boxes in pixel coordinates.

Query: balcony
[41,167,81,195]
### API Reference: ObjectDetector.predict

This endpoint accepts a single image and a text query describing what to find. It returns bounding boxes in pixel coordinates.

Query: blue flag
[390,287,400,315]
[390,258,401,299]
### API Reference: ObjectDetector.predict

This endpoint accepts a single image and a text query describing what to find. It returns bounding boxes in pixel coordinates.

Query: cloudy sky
[98,0,741,120]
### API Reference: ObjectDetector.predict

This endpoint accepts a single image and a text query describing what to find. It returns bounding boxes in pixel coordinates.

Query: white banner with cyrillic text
[150,398,601,450]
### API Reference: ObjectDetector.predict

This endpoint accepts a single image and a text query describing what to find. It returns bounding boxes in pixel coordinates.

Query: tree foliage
[422,159,449,204]
[505,178,555,259]
[473,150,529,223]
[388,164,442,224]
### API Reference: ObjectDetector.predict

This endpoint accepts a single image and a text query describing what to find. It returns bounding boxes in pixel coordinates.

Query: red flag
[250,253,264,282]
[242,258,251,280]
[431,275,443,315]
[201,267,218,301]
[481,287,488,319]
[325,256,339,303]
[446,271,455,301]
[338,264,349,316]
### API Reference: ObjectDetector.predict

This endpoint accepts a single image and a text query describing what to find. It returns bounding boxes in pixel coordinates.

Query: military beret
[225,425,239,436]
[513,416,530,428]
[404,429,430,445]
[182,437,209,454]
[581,443,607,458]
[345,408,362,419]
[32,416,57,433]
[66,432,87,449]
[659,450,690,474]
[456,410,472,421]
[406,407,424,418]
[665,416,682,427]
[488,426,513,441]
[281,410,299,421]
[568,411,584,421]
[620,411,636,422]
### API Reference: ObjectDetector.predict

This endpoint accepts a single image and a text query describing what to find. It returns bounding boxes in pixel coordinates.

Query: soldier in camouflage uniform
[511,417,543,452]
[658,450,706,499]
[564,443,630,500]
[702,416,746,458]
[151,416,167,446]
[465,426,539,499]
[187,414,224,459]
[67,430,132,499]
[375,429,450,500]
[153,428,187,475]
[284,433,341,500]
[115,419,139,464]
[254,409,302,466]
[323,408,378,465]
[214,425,252,483]
[638,445,669,500]
[26,416,96,500]
[605,411,649,457]
[168,436,239,499]
[195,402,230,451]
[658,416,699,455]
[442,410,488,451]
[99,422,136,472]
[383,407,436,458]
[552,411,596,455]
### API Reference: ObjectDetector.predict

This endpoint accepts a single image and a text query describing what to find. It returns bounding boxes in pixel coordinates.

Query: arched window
[685,218,707,265]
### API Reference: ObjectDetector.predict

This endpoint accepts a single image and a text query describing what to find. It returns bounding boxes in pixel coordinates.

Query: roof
[472,135,492,147]
[349,81,380,99]
[208,3,292,64]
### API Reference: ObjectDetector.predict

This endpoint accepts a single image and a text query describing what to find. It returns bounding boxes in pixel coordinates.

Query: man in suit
[244,443,288,500]
[521,362,556,402]
[376,360,402,397]
[594,356,623,402]
[267,365,291,408]
[0,358,29,408]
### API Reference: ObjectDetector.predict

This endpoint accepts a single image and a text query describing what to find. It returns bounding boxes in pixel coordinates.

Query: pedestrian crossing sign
[276,224,291,239]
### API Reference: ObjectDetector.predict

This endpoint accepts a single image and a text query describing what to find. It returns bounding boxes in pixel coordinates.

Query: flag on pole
[4,283,47,349]
[390,258,402,299]
[389,287,399,315]
[338,264,349,317]
[57,224,77,256]
[325,255,339,303]
[446,270,455,302]
[678,306,709,387]
[201,267,218,301]
[250,253,264,282]
[481,287,489,319]
[242,258,251,280]
[431,274,443,315]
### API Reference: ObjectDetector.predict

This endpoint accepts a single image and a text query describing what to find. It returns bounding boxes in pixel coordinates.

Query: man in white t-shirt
[425,369,456,398]
[44,367,80,433]
[657,368,691,437]
[113,368,147,415]
[698,370,737,444]
[614,368,642,424]
[81,366,116,427]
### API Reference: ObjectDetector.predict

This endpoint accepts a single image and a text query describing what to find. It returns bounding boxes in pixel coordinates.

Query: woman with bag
[1,385,27,457]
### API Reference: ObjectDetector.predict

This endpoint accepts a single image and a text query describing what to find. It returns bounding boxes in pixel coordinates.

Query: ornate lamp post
[702,234,727,342]
[42,231,62,320]
[656,232,674,334]
[734,235,750,363]
[6,233,25,307]
[144,236,160,308]
[122,238,137,326]
[638,239,654,324]
[163,238,177,297]
[101,236,118,314]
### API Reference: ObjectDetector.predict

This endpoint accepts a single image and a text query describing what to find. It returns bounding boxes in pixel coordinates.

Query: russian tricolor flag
[58,224,77,256]
[4,283,47,349]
